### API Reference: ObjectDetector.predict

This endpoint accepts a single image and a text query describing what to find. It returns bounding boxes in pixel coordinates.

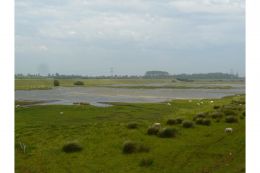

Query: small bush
[166,119,177,125]
[62,141,83,153]
[195,118,204,125]
[211,112,223,119]
[223,109,237,116]
[195,118,211,126]
[139,158,154,167]
[122,141,137,154]
[182,120,194,128]
[147,126,160,135]
[158,127,177,138]
[213,105,220,109]
[74,81,84,86]
[202,119,211,126]
[193,112,208,121]
[122,141,149,154]
[53,80,60,86]
[127,122,138,129]
[176,117,184,124]
[197,112,208,118]
[225,116,238,123]
[79,102,89,105]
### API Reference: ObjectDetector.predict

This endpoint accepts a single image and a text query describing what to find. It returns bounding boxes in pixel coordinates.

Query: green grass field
[15,79,170,90]
[15,95,245,173]
[15,79,241,90]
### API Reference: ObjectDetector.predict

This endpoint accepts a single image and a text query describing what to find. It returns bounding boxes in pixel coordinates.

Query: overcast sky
[15,0,245,76]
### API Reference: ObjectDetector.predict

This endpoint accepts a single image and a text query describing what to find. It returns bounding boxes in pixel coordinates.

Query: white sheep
[210,100,214,103]
[225,128,233,133]
[60,112,64,115]
[152,123,161,128]
[167,103,171,106]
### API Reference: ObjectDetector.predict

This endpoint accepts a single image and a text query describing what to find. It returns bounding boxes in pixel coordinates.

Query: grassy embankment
[15,79,239,90]
[15,95,245,173]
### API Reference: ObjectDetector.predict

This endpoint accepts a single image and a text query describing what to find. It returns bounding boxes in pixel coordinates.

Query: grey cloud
[15,0,245,75]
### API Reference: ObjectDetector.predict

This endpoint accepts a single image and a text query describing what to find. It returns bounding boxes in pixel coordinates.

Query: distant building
[144,71,170,78]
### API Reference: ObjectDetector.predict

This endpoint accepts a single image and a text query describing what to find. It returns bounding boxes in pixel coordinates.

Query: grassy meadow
[15,95,245,173]
[15,79,169,90]
[15,78,242,90]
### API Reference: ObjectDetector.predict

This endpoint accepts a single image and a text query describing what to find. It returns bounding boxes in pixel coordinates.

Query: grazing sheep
[210,101,214,103]
[167,103,171,106]
[225,128,233,133]
[60,112,64,115]
[152,123,161,128]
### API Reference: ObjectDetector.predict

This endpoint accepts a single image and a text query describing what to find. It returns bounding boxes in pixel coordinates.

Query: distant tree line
[144,71,170,79]
[15,72,244,80]
[174,73,241,80]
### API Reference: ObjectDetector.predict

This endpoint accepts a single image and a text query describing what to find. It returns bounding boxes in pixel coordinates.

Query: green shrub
[74,81,84,85]
[225,116,238,123]
[176,117,184,124]
[139,158,154,167]
[213,105,220,109]
[122,141,137,154]
[79,102,89,105]
[62,141,83,153]
[197,112,208,118]
[193,112,208,121]
[202,119,211,126]
[122,141,149,154]
[158,127,177,138]
[195,118,204,125]
[211,112,223,119]
[147,126,160,135]
[195,118,211,126]
[127,122,138,129]
[223,109,237,116]
[53,80,60,86]
[166,119,177,125]
[182,120,194,128]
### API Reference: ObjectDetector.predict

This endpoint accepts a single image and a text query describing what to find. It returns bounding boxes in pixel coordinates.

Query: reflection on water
[15,86,245,107]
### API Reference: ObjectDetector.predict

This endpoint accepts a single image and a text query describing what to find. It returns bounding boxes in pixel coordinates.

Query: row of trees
[15,72,243,80]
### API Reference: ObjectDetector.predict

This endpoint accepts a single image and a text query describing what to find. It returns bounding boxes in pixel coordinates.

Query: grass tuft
[182,120,194,128]
[127,122,138,129]
[158,127,177,138]
[225,116,238,123]
[122,141,150,154]
[62,141,83,153]
[147,126,160,135]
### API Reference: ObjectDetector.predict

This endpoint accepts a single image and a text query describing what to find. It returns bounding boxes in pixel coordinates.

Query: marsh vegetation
[15,95,245,173]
